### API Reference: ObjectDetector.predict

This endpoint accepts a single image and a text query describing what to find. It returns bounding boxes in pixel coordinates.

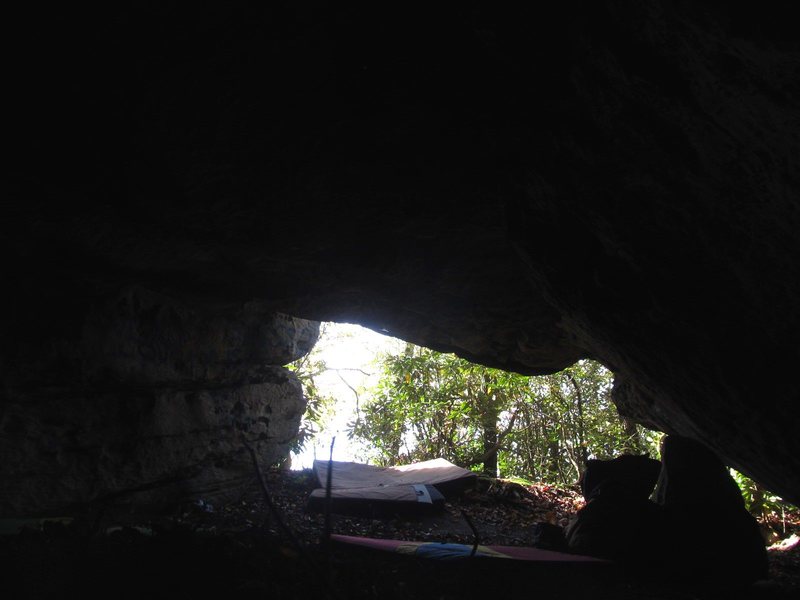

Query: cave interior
[3,1,800,596]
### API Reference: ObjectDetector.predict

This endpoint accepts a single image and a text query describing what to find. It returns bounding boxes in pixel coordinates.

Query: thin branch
[323,436,336,551]
[242,437,340,600]
[328,367,373,376]
[242,440,306,554]
[335,371,361,405]
[335,371,363,431]
[460,509,481,558]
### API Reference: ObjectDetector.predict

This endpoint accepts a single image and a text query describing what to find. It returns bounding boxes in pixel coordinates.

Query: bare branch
[327,367,373,376]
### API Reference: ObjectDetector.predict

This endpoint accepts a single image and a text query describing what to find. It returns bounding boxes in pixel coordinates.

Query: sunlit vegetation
[285,325,338,455]
[349,343,659,486]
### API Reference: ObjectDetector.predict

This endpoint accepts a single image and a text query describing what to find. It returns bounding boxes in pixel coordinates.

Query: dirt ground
[2,468,798,599]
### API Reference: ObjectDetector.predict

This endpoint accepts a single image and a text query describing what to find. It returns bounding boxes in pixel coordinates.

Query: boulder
[654,435,768,584]
[566,455,664,562]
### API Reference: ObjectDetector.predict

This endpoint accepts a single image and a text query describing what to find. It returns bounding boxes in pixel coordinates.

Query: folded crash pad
[331,534,611,564]
[307,483,445,515]
[307,458,475,516]
[312,458,476,497]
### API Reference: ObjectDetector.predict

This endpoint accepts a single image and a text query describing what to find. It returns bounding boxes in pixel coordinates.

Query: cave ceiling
[4,2,800,505]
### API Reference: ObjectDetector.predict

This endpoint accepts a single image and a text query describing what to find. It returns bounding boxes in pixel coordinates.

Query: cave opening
[278,320,800,594]
[287,322,662,484]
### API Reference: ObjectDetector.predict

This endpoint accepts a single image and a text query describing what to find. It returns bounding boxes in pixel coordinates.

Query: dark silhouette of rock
[566,455,664,562]
[654,435,768,584]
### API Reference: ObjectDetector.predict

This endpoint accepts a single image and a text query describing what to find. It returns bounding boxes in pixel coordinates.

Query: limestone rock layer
[0,286,318,515]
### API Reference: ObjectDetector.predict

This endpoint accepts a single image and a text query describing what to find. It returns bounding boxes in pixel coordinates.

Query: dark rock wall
[4,2,800,509]
[0,286,319,515]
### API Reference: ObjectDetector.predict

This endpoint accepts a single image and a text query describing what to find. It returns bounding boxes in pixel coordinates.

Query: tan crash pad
[312,458,475,498]
[306,482,446,516]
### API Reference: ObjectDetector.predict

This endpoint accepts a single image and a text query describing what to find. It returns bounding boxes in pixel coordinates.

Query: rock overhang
[4,1,800,508]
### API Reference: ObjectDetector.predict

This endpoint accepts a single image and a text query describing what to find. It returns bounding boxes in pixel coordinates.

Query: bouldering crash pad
[307,458,475,516]
[331,534,611,564]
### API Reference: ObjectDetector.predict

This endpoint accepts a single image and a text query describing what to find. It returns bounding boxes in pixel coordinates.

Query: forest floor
[2,467,799,599]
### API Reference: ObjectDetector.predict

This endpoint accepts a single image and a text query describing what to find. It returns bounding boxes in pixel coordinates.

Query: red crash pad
[331,534,611,564]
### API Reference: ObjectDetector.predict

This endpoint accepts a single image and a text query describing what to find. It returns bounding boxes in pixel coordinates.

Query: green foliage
[285,325,336,454]
[730,469,798,520]
[351,344,504,469]
[350,343,659,486]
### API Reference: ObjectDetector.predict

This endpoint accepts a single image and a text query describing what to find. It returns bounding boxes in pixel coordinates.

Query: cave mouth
[288,321,663,485]
[285,321,800,571]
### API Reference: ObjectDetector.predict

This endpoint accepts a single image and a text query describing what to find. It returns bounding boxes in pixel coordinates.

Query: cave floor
[2,468,798,599]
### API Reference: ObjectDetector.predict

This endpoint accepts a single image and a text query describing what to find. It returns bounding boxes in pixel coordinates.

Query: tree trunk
[482,406,499,477]
[548,440,560,481]
[566,372,589,466]
[480,373,499,477]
